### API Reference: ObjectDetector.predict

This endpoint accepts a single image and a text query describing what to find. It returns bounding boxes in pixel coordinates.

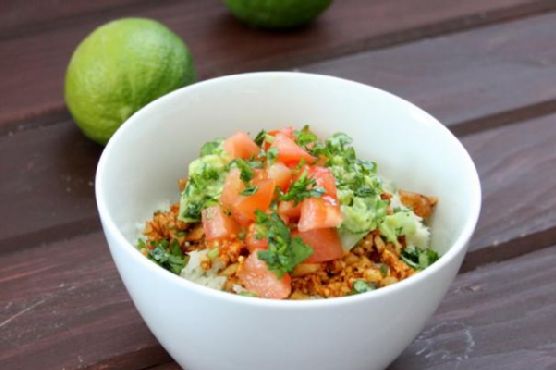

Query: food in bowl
[137,125,439,299]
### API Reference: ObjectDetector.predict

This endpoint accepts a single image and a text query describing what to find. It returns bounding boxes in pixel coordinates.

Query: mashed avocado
[313,133,388,247]
[179,140,230,222]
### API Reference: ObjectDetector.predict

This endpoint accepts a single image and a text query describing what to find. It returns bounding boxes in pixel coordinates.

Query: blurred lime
[64,18,195,145]
[224,0,333,29]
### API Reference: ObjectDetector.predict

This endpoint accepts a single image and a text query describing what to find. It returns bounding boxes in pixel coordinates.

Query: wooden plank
[0,0,148,36]
[3,230,555,369]
[2,72,556,261]
[391,244,556,370]
[0,121,101,253]
[301,12,556,132]
[0,232,170,370]
[1,0,554,127]
[1,114,555,369]
[461,113,556,269]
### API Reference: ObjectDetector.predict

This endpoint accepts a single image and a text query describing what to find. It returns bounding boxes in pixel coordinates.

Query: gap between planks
[2,0,556,130]
[3,11,556,264]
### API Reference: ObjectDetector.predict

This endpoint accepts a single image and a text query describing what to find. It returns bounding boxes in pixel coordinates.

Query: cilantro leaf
[294,125,318,148]
[266,147,278,163]
[352,279,377,294]
[280,172,325,204]
[401,246,439,271]
[146,239,188,274]
[231,159,254,183]
[199,139,223,156]
[240,185,258,196]
[254,130,267,147]
[255,211,313,277]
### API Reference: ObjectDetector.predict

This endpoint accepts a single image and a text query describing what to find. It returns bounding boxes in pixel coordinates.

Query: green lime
[224,0,333,29]
[64,18,195,145]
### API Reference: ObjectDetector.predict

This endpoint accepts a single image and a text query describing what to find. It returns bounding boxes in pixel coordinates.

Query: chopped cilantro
[379,263,389,277]
[352,279,376,294]
[146,239,188,274]
[401,246,439,271]
[280,172,325,204]
[254,130,267,147]
[199,139,223,156]
[231,159,254,183]
[294,125,318,148]
[255,211,313,277]
[354,186,376,198]
[136,238,146,250]
[266,147,278,163]
[240,185,258,196]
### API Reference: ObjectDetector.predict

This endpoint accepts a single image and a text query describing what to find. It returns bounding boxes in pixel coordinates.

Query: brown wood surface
[1,0,554,127]
[2,1,556,369]
[0,0,148,36]
[301,12,556,134]
[0,232,169,370]
[392,245,556,370]
[2,114,555,370]
[3,14,556,257]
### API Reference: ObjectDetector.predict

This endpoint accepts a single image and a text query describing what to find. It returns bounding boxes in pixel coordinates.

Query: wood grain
[1,114,555,369]
[3,18,556,257]
[391,244,556,370]
[302,12,556,132]
[0,0,151,36]
[0,120,101,253]
[0,232,170,370]
[2,0,555,126]
[150,246,556,370]
[461,113,556,269]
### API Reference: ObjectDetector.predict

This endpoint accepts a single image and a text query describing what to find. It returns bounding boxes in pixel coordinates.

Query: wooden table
[2,1,556,369]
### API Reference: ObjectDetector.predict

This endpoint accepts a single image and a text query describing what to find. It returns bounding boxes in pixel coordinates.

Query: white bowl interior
[100,72,478,257]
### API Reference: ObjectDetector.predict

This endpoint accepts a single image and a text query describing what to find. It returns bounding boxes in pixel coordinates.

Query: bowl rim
[96,71,482,309]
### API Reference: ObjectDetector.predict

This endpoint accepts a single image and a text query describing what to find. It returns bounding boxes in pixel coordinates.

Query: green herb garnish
[254,130,267,147]
[294,125,318,149]
[401,246,439,271]
[352,279,377,294]
[280,172,325,204]
[200,139,223,156]
[379,263,389,277]
[231,159,254,183]
[240,185,258,196]
[255,211,313,277]
[146,239,188,274]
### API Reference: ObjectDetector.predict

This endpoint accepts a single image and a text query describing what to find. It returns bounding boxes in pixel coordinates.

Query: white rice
[180,249,227,290]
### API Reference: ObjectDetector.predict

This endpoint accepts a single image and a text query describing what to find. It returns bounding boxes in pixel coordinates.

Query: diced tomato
[293,228,344,262]
[245,223,268,252]
[268,127,294,139]
[267,162,292,191]
[231,179,276,225]
[253,168,268,181]
[308,166,338,199]
[201,205,239,240]
[223,132,259,159]
[220,169,244,211]
[270,134,316,165]
[278,200,302,223]
[298,197,342,232]
[238,252,291,299]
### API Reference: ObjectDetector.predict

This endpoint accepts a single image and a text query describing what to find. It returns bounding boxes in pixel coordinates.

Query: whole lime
[64,18,195,145]
[224,0,333,29]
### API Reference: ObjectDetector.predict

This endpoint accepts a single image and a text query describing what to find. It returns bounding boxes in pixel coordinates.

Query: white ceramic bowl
[96,72,481,370]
